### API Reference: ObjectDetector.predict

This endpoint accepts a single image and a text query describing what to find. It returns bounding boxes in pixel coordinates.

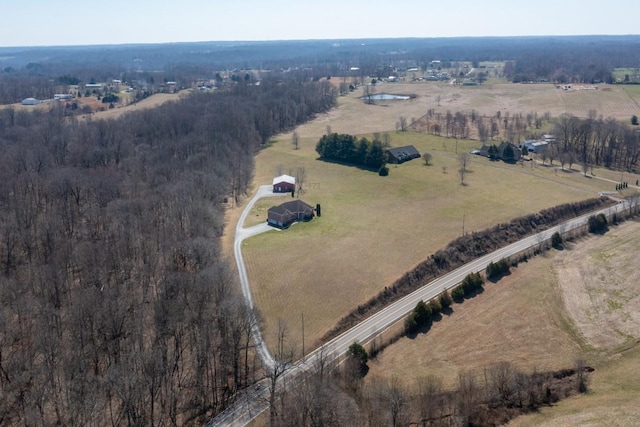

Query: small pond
[362,93,411,101]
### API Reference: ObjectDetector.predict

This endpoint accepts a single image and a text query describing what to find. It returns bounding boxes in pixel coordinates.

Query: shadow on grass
[315,157,382,173]
[453,286,484,304]
[487,271,512,284]
[405,321,433,340]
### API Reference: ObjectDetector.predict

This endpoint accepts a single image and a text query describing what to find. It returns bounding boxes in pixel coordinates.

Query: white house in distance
[521,139,549,153]
[272,175,296,193]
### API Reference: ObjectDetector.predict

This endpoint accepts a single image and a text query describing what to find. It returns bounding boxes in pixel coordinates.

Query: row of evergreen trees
[404,271,484,335]
[315,133,386,169]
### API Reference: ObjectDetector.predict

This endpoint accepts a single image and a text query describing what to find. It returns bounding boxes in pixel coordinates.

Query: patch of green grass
[607,299,622,311]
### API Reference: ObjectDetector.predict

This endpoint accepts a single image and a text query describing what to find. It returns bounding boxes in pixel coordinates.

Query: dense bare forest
[0,79,336,425]
[266,349,590,427]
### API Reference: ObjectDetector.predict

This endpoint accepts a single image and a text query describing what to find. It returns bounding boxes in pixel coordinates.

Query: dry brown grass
[240,130,617,354]
[367,221,640,426]
[365,253,581,389]
[80,91,187,120]
[2,91,186,120]
[225,84,634,414]
[291,81,640,139]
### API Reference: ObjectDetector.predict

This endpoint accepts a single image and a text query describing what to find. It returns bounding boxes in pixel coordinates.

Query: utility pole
[462,214,465,236]
[301,313,305,362]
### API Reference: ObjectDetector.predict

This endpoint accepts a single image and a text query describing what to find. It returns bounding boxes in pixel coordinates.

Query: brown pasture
[224,79,640,424]
[238,126,619,355]
[367,220,640,426]
[290,80,640,140]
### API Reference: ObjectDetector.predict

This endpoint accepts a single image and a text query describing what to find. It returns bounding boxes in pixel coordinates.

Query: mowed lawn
[242,131,617,354]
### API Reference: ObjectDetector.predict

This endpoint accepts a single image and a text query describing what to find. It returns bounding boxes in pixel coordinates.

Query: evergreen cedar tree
[316,133,386,169]
[486,259,510,279]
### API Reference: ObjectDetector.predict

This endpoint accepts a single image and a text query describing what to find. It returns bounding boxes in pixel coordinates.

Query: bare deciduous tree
[295,166,306,195]
[398,116,408,132]
[382,132,392,150]
[416,375,443,427]
[458,152,470,185]
[292,131,300,150]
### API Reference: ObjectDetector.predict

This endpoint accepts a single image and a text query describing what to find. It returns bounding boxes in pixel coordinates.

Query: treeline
[552,114,640,171]
[322,197,612,342]
[0,79,335,425]
[267,348,590,427]
[315,133,387,170]
[0,73,63,103]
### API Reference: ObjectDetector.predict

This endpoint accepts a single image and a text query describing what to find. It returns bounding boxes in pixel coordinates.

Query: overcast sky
[1,0,637,47]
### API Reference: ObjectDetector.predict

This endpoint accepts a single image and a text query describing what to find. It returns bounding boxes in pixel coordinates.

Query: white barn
[272,175,296,193]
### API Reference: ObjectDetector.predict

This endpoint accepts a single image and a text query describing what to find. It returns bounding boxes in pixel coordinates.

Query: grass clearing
[243,130,615,353]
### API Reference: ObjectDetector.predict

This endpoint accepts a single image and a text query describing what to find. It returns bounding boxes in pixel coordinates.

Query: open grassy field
[220,83,640,425]
[366,220,640,426]
[238,126,633,353]
[288,80,640,140]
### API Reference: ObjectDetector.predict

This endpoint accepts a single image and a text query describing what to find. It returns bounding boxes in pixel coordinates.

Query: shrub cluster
[551,231,563,247]
[587,213,608,233]
[404,290,451,334]
[486,258,510,279]
[404,300,432,334]
[451,272,484,302]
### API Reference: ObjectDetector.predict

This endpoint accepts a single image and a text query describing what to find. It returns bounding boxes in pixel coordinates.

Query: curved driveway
[234,185,288,371]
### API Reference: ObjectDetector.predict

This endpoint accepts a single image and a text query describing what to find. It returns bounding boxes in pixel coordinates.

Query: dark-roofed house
[272,174,296,193]
[387,145,421,164]
[267,200,314,228]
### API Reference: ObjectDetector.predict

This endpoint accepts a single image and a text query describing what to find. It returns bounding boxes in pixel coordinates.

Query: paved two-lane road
[209,195,629,426]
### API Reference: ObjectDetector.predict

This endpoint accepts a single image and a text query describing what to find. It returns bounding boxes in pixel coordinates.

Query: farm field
[238,126,637,353]
[290,80,640,139]
[2,90,186,119]
[365,220,640,426]
[76,90,187,120]
[223,80,640,365]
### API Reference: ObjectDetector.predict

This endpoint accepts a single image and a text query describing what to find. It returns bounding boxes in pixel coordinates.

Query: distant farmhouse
[541,134,556,143]
[272,175,296,193]
[387,145,421,164]
[480,142,522,162]
[520,139,549,154]
[53,94,73,101]
[267,200,314,228]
